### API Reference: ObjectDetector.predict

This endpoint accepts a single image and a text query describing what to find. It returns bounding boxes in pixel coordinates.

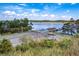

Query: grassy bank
[0,34,79,56]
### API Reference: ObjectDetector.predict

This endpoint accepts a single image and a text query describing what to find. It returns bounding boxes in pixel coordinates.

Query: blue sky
[0,3,79,20]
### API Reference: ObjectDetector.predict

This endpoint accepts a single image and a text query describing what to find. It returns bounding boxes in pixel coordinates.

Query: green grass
[0,35,79,56]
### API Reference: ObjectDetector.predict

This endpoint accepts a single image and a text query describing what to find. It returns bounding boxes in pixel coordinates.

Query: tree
[62,18,76,35]
[62,23,70,34]
[70,18,74,22]
[0,18,32,34]
[0,21,3,34]
[75,19,79,33]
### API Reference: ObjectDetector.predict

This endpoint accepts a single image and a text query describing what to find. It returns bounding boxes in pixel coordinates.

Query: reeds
[0,35,79,56]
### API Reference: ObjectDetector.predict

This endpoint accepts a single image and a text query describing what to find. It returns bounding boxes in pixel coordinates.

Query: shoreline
[0,30,63,46]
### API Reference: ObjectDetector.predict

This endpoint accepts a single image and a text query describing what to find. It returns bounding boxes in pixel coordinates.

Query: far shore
[30,20,74,23]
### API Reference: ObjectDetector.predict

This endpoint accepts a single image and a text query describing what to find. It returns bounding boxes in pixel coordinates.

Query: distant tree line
[62,18,79,35]
[30,19,75,22]
[0,18,32,34]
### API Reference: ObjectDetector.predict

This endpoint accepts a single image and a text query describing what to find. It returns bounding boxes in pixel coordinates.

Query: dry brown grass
[0,35,79,56]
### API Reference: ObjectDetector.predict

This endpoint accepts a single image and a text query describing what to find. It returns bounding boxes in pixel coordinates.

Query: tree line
[0,18,32,34]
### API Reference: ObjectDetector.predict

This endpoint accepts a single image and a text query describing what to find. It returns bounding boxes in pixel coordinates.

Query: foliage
[15,44,30,52]
[0,30,79,56]
[39,40,54,48]
[0,18,32,34]
[0,39,13,53]
[1,36,79,56]
[62,18,79,35]
[58,39,72,49]
[62,18,76,35]
[75,19,79,33]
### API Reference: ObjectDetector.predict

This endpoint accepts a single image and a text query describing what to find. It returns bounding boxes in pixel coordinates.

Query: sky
[0,3,79,20]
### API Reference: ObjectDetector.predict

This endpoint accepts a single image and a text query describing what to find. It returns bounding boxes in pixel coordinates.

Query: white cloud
[19,3,26,6]
[66,10,70,13]
[1,10,60,20]
[61,15,73,20]
[71,3,76,5]
[4,6,23,11]
[14,6,22,10]
[27,13,40,17]
[36,14,56,20]
[41,14,48,17]
[69,16,72,18]
[16,14,21,16]
[15,12,40,19]
[50,14,55,18]
[61,15,66,18]
[44,5,49,10]
[4,6,25,14]
[3,11,16,15]
[31,9,40,13]
[15,12,29,19]
[27,13,56,20]
[61,15,67,20]
[58,3,62,5]
[21,12,28,15]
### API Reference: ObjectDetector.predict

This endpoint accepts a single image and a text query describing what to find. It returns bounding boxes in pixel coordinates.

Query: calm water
[32,22,63,31]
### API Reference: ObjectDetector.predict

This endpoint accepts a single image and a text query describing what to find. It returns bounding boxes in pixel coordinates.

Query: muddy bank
[0,31,62,46]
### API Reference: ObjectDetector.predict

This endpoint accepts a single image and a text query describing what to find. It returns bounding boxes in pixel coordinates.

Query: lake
[32,22,63,31]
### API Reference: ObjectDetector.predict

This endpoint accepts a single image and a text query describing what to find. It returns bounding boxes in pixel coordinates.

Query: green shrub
[16,44,31,52]
[58,39,72,49]
[28,41,37,48]
[28,26,32,30]
[0,39,13,53]
[28,39,55,48]
[39,40,54,48]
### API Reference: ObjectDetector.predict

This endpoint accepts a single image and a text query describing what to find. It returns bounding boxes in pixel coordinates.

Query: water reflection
[32,22,63,31]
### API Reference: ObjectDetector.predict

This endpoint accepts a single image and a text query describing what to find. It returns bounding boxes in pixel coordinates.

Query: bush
[39,40,54,48]
[28,26,32,30]
[58,39,72,49]
[28,41,37,48]
[16,44,30,52]
[0,39,13,53]
[16,39,55,52]
[28,39,55,48]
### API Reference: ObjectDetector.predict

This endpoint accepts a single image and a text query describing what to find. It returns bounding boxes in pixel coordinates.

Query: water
[32,22,63,31]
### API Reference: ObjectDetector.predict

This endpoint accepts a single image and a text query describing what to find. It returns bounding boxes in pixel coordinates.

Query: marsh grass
[0,35,79,56]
